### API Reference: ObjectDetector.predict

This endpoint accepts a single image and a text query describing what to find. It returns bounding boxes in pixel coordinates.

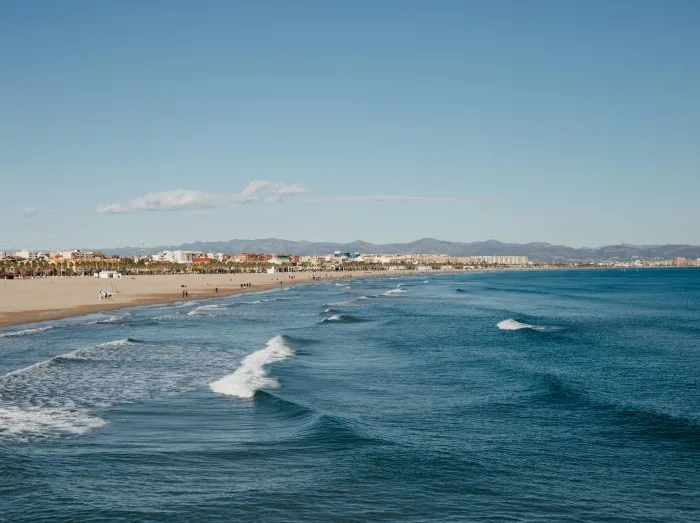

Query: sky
[1,0,699,251]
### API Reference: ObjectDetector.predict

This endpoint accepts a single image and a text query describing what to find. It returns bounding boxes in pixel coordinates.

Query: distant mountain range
[104,238,700,262]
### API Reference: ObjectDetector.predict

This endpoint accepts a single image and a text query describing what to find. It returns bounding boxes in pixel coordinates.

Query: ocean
[1,269,698,522]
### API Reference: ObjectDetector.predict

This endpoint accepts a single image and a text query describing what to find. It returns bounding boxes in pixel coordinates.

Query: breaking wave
[0,338,140,442]
[321,314,366,323]
[152,312,184,321]
[0,313,127,339]
[0,405,107,441]
[187,304,223,316]
[185,297,302,317]
[325,296,369,306]
[383,288,407,296]
[0,326,55,338]
[497,319,548,332]
[88,314,125,324]
[210,336,293,399]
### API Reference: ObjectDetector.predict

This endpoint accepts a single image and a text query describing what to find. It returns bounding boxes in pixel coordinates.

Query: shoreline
[3,265,681,329]
[0,270,403,329]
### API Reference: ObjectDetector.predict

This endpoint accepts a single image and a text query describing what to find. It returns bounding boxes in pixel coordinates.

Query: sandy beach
[0,271,390,328]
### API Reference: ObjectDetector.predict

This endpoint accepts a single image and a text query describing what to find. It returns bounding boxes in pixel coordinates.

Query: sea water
[0,269,698,521]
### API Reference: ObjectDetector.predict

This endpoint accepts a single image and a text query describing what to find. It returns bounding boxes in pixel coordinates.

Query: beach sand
[0,271,386,328]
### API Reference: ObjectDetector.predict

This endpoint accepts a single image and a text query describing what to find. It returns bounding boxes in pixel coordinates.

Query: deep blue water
[1,269,698,522]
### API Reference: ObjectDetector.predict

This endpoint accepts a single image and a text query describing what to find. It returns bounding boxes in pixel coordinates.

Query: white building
[298,256,321,266]
[475,256,529,265]
[95,270,122,279]
[14,250,41,261]
[152,250,195,264]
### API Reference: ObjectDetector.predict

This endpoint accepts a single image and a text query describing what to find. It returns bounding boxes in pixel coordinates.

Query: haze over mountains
[105,238,700,262]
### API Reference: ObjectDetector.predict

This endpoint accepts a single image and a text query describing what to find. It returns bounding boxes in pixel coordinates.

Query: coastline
[0,270,401,328]
[3,265,665,329]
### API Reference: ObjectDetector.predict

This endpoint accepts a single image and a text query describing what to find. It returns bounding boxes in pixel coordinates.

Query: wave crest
[321,314,366,323]
[209,336,293,399]
[497,319,547,331]
[0,326,55,338]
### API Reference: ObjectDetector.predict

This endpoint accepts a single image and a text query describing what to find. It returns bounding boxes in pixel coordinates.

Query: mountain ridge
[100,238,700,262]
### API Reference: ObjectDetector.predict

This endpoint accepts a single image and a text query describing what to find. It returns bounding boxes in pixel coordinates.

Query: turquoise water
[1,269,698,522]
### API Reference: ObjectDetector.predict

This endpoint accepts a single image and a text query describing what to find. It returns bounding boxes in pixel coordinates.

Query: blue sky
[2,0,699,251]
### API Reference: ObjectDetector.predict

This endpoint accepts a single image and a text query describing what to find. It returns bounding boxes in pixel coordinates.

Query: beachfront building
[269,255,289,265]
[298,255,321,266]
[362,255,398,264]
[236,253,272,263]
[269,254,301,265]
[672,257,700,267]
[52,250,106,261]
[152,250,195,264]
[475,256,529,265]
[331,251,361,261]
[14,250,43,261]
[95,270,122,279]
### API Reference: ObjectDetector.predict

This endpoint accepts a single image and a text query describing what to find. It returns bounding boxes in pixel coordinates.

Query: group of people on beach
[240,283,252,288]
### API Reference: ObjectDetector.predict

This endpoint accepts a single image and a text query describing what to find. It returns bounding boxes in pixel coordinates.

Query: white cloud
[97,183,465,214]
[241,180,307,200]
[97,181,310,214]
[309,195,467,204]
[97,189,224,214]
[22,207,39,217]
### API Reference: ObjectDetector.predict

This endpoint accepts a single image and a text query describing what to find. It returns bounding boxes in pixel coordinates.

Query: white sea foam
[153,312,183,321]
[0,334,250,442]
[0,313,127,339]
[2,339,135,379]
[209,336,293,399]
[326,300,354,306]
[0,338,137,441]
[0,326,55,338]
[383,288,407,296]
[86,314,123,325]
[497,319,547,332]
[327,314,342,321]
[0,405,106,441]
[242,296,300,305]
[187,304,222,316]
[176,301,199,308]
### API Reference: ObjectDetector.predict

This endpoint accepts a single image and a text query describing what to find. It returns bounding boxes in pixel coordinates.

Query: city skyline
[3,1,699,250]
